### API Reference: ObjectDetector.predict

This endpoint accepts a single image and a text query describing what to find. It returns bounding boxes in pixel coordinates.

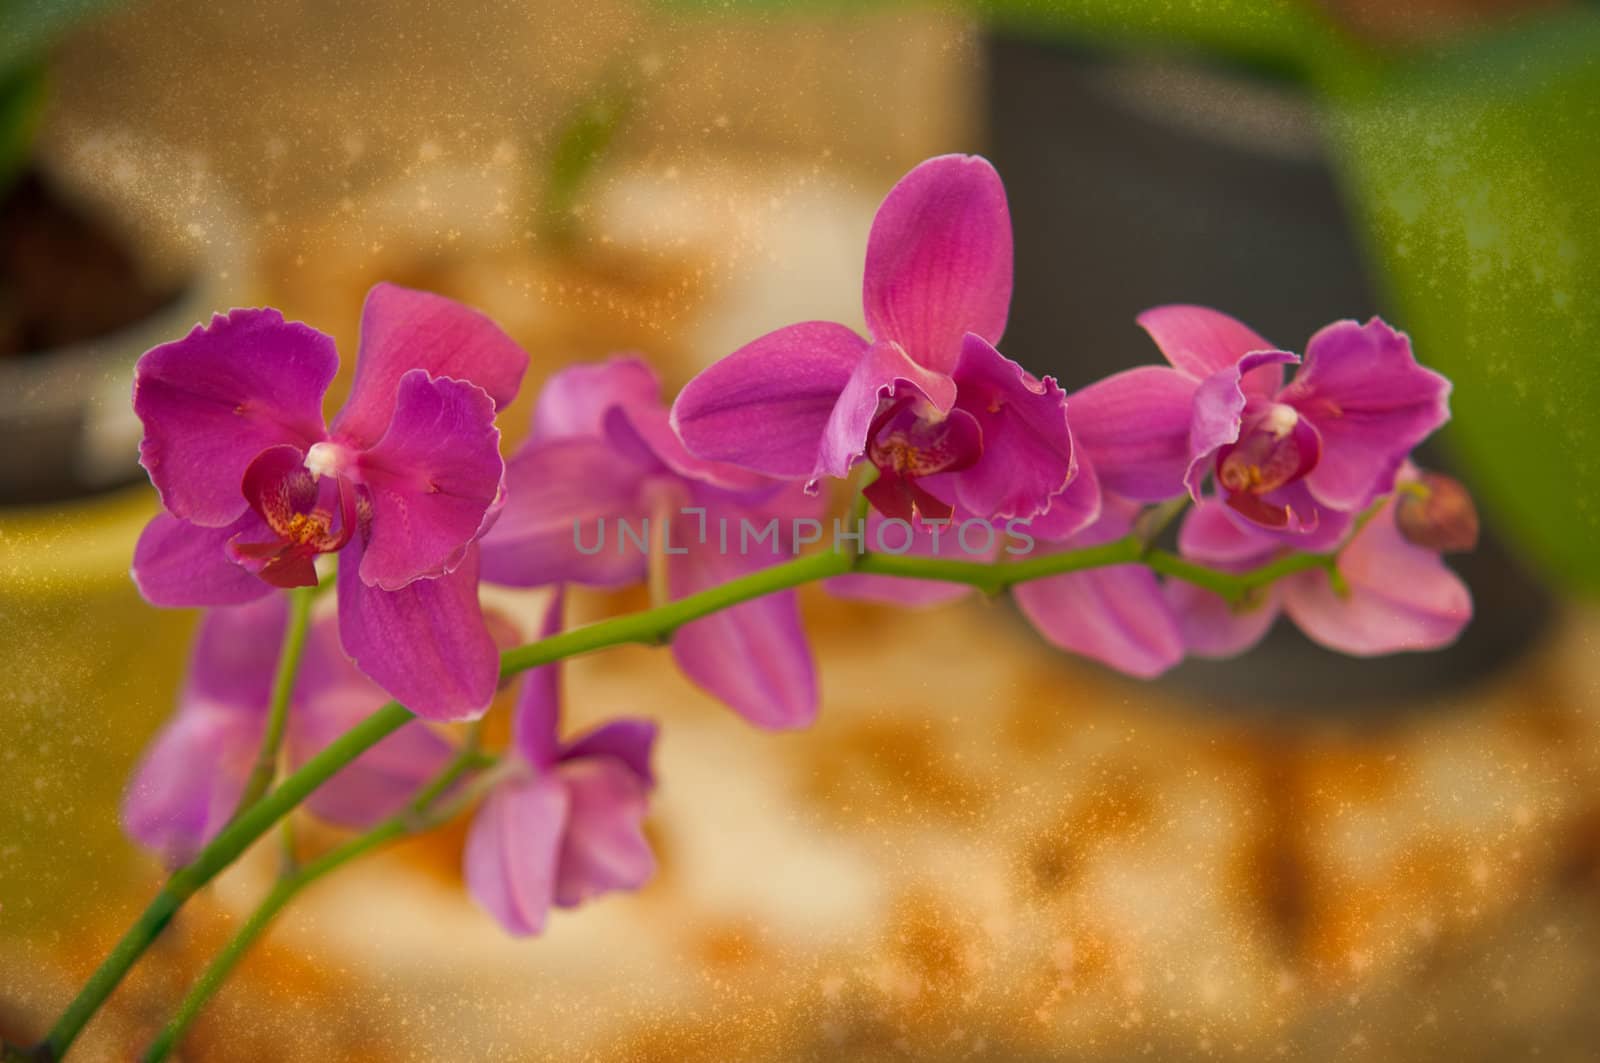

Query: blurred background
[2,0,1599,1058]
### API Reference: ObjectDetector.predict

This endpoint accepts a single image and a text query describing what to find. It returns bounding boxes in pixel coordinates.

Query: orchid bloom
[123,596,457,867]
[130,284,528,719]
[1071,307,1450,548]
[465,596,657,937]
[670,154,1078,525]
[1163,466,1473,658]
[479,356,819,730]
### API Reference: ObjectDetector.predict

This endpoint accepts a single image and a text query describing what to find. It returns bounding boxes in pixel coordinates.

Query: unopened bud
[1396,472,1479,553]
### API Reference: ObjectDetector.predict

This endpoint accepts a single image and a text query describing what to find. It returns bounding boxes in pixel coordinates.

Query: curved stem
[35,534,1344,1059]
[141,746,488,1062]
[234,585,316,814]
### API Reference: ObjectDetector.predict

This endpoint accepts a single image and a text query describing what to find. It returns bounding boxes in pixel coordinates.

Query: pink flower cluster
[122,155,1474,937]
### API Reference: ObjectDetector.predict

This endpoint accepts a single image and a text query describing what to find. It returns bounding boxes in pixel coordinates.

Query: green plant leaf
[0,63,46,194]
[0,0,125,73]
[1326,11,1600,592]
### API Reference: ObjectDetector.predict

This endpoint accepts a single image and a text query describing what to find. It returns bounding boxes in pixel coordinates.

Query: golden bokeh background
[3,0,1599,1059]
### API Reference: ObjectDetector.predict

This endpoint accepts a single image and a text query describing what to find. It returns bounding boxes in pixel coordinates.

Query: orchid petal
[552,757,656,909]
[1068,366,1195,502]
[1281,318,1451,512]
[356,371,504,590]
[478,436,651,588]
[185,595,290,708]
[464,776,568,937]
[863,154,1012,373]
[131,512,274,608]
[1281,499,1471,655]
[290,617,457,829]
[511,591,566,770]
[121,705,260,868]
[337,538,499,721]
[1015,564,1185,678]
[562,719,659,789]
[134,308,335,526]
[1136,304,1278,394]
[608,404,778,495]
[1164,580,1282,659]
[669,545,816,730]
[1022,448,1102,542]
[1013,503,1184,678]
[334,283,528,449]
[531,354,661,443]
[1176,499,1277,565]
[669,321,871,478]
[938,334,1075,521]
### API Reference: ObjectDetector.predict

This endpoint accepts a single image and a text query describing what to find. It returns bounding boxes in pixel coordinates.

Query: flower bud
[1396,472,1479,553]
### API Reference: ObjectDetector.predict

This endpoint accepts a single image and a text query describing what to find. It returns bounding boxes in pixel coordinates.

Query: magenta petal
[1164,579,1282,659]
[289,617,457,828]
[122,705,261,867]
[334,283,529,449]
[532,355,661,443]
[464,776,568,937]
[132,512,274,607]
[669,546,817,730]
[941,334,1074,521]
[552,758,656,909]
[356,371,504,589]
[820,340,958,483]
[1024,448,1103,542]
[825,510,988,608]
[1068,366,1196,502]
[1012,503,1184,678]
[185,595,290,707]
[1185,350,1301,499]
[862,154,1012,374]
[1281,499,1472,655]
[670,321,871,478]
[510,591,566,770]
[337,538,499,721]
[1281,318,1451,512]
[1136,304,1279,395]
[608,404,778,496]
[1015,563,1185,678]
[562,719,659,789]
[134,308,335,527]
[478,436,650,589]
[1176,499,1276,565]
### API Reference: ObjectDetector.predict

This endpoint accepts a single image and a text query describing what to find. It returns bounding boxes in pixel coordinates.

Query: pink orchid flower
[130,284,528,720]
[480,356,819,730]
[670,154,1079,525]
[123,595,457,867]
[465,596,657,937]
[1164,465,1473,658]
[1071,307,1450,548]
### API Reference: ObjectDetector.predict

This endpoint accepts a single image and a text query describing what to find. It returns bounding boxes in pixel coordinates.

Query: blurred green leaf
[0,0,124,74]
[0,63,46,193]
[1326,11,1600,591]
[539,75,637,248]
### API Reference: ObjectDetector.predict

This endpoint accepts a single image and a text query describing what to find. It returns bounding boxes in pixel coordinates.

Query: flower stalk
[234,584,317,815]
[28,529,1361,1059]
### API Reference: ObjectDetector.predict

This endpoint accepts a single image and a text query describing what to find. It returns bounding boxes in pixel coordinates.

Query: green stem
[234,586,316,814]
[34,533,1345,1059]
[140,747,488,1062]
